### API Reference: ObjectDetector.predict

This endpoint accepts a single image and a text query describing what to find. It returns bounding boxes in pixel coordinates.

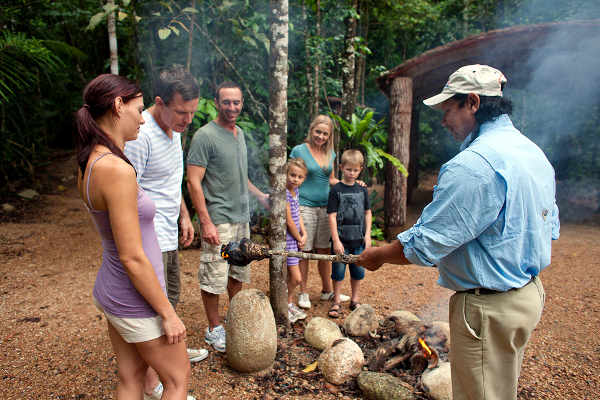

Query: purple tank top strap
[85,152,114,210]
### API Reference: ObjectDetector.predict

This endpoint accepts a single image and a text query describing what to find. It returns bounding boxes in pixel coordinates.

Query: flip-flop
[350,301,361,311]
[328,303,341,318]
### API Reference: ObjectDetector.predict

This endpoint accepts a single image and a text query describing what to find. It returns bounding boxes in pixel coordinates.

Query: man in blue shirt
[358,65,559,400]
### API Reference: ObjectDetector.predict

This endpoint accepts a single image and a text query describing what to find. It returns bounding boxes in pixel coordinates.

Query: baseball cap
[423,64,507,107]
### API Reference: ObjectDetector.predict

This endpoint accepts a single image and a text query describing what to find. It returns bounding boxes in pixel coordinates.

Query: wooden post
[385,77,412,238]
[407,104,420,204]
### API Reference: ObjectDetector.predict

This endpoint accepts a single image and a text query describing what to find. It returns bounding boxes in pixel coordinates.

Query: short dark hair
[215,81,242,101]
[154,65,199,105]
[453,90,513,126]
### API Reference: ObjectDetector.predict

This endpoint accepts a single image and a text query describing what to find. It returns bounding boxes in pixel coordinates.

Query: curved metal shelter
[377,20,600,236]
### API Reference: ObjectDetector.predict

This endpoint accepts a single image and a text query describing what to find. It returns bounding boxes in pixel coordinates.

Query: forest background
[2,0,600,227]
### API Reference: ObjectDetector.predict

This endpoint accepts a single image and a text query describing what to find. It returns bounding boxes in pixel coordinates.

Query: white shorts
[94,298,164,343]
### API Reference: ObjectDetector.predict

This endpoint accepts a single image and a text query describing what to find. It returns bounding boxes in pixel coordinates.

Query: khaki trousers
[449,276,545,400]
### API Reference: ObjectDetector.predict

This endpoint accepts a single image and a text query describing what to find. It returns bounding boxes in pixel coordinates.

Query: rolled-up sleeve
[398,153,505,266]
[551,202,560,240]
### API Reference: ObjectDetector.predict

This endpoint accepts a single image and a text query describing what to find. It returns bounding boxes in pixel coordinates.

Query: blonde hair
[287,157,308,174]
[340,149,364,167]
[305,114,334,154]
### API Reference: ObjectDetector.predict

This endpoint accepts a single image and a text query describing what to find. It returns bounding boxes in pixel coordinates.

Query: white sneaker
[187,348,209,363]
[320,292,350,302]
[288,303,307,323]
[144,382,196,400]
[298,292,311,309]
[205,325,226,352]
[288,304,300,323]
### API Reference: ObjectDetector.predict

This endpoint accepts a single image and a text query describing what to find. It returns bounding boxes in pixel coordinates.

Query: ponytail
[74,74,140,175]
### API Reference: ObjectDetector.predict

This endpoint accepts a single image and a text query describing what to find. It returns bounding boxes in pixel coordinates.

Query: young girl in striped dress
[286,158,309,322]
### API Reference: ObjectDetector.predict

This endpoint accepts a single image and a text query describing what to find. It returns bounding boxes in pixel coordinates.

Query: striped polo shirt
[124,110,183,252]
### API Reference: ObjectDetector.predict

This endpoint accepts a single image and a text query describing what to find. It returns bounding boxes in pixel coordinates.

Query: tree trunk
[186,0,196,72]
[107,0,118,75]
[268,0,289,325]
[302,1,313,118]
[341,0,358,122]
[354,0,368,107]
[312,0,321,119]
[385,77,412,238]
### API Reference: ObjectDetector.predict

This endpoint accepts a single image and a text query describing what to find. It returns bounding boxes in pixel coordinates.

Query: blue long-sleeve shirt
[398,115,560,292]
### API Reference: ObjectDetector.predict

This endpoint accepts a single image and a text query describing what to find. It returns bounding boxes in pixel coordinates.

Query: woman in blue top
[289,115,350,309]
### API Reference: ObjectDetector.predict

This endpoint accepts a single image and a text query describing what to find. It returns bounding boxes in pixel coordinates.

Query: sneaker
[290,303,307,321]
[298,292,311,309]
[288,303,307,323]
[288,304,300,323]
[187,348,209,363]
[320,292,351,302]
[143,382,196,400]
[205,325,226,352]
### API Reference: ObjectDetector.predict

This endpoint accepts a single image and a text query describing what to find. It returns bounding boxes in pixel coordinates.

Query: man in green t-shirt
[187,81,268,352]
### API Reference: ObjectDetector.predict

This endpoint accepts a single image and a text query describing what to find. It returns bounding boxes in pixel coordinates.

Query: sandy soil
[1,154,599,399]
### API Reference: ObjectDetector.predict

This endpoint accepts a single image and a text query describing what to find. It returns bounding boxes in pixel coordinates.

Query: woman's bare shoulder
[89,153,135,182]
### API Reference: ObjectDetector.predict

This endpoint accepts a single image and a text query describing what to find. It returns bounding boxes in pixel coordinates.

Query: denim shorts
[331,244,365,281]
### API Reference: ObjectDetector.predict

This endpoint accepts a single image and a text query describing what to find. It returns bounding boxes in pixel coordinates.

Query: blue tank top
[85,153,166,318]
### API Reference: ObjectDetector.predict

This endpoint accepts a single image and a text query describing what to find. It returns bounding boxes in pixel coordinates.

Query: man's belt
[460,277,536,296]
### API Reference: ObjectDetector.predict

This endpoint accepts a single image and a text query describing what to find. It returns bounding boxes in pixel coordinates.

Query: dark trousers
[162,250,181,308]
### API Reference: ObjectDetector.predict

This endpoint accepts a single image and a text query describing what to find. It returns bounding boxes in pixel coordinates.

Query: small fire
[418,337,432,358]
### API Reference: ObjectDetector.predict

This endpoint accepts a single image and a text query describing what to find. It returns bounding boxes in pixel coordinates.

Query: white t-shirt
[124,110,183,252]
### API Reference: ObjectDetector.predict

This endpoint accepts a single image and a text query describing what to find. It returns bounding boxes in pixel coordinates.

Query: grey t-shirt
[186,121,249,224]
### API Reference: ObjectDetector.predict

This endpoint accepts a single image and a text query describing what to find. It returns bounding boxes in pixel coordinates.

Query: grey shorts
[198,222,251,294]
[299,206,331,250]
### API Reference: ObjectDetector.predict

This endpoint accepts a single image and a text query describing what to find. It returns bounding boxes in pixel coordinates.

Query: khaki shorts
[93,298,164,343]
[198,222,250,294]
[299,206,331,250]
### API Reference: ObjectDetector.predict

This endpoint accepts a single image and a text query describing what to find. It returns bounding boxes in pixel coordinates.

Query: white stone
[318,338,364,385]
[17,189,39,200]
[343,304,380,336]
[304,317,343,350]
[422,361,452,400]
[226,289,277,373]
[388,310,421,322]
[1,203,16,213]
[431,321,450,344]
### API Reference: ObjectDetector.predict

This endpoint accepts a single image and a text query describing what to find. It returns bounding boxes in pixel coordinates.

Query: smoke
[500,3,600,222]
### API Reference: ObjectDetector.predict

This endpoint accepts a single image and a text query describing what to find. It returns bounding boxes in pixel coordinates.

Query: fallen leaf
[302,360,318,373]
[324,381,341,393]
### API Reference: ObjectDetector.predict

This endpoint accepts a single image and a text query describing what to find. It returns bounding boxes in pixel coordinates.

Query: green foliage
[330,107,408,179]
[371,223,385,243]
[0,32,62,103]
[1,0,599,196]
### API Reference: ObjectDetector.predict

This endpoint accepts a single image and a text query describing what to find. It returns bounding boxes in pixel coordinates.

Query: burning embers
[367,316,447,376]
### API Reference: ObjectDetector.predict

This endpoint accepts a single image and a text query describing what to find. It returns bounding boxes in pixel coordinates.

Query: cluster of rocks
[226,289,451,400]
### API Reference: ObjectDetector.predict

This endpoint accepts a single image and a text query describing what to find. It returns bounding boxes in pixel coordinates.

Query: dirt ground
[1,154,599,399]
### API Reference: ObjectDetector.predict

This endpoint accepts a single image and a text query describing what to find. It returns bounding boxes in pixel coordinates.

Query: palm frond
[0,32,63,104]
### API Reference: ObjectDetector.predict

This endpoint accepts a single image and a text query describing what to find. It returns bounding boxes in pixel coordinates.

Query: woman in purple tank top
[75,74,190,400]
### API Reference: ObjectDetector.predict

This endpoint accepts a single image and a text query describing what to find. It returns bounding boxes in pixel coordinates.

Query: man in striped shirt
[125,65,206,400]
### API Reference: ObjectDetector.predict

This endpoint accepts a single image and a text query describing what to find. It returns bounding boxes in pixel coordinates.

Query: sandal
[328,303,341,318]
[350,301,361,311]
